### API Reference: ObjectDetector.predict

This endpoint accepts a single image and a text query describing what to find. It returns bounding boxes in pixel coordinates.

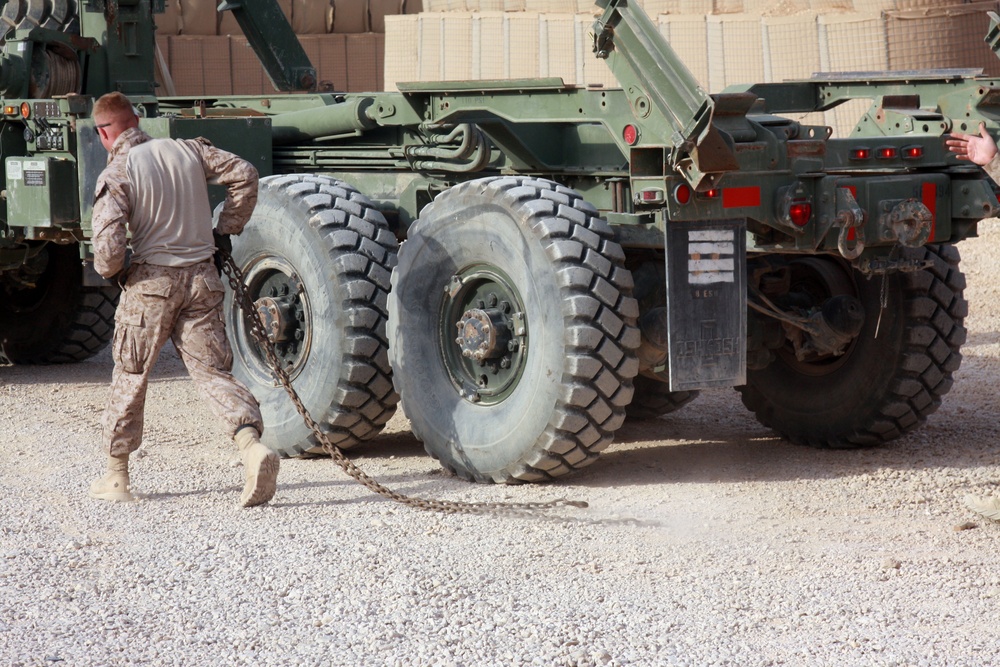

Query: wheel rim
[2,247,52,314]
[440,264,528,406]
[237,254,312,379]
[777,257,859,377]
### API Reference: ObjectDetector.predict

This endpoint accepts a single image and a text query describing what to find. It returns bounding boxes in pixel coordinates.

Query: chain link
[219,251,587,515]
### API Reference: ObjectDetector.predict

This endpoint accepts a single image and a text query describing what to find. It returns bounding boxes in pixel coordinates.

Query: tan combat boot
[89,454,133,502]
[965,494,1000,521]
[234,427,279,507]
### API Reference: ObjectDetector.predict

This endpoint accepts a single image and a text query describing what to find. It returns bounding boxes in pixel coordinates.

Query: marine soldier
[947,122,1000,522]
[88,91,279,507]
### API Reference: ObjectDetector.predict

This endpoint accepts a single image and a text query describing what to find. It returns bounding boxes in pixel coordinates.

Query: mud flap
[664,219,746,391]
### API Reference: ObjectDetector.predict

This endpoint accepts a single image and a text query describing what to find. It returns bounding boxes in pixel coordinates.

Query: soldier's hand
[946,122,999,167]
[213,230,232,276]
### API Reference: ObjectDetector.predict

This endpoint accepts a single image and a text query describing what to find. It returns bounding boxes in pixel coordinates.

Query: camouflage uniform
[92,127,263,457]
[986,154,1000,186]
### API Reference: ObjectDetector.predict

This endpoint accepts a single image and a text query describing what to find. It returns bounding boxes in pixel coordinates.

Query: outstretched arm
[946,121,998,166]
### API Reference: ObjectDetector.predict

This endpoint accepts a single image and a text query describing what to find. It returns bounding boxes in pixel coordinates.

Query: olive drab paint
[0,0,996,480]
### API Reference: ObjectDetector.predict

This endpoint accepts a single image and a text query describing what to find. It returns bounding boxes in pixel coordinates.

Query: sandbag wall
[385,0,1000,136]
[155,0,423,95]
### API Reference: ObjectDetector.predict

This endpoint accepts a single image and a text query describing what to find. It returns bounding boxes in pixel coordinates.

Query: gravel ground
[4,222,1000,667]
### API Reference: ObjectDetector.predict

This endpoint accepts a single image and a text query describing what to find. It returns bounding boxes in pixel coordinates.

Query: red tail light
[673,183,691,205]
[789,202,812,226]
[850,148,871,161]
[623,124,638,145]
[902,145,923,160]
[876,147,897,159]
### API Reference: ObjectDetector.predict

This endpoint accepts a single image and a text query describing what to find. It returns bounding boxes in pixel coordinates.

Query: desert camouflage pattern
[986,154,1000,188]
[92,127,259,278]
[93,127,263,456]
[102,261,263,456]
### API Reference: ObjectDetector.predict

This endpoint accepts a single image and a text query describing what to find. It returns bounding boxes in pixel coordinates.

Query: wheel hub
[441,266,527,405]
[255,295,300,343]
[455,308,511,361]
[237,257,311,376]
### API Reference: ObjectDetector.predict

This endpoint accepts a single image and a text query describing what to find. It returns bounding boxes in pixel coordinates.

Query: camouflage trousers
[102,260,263,457]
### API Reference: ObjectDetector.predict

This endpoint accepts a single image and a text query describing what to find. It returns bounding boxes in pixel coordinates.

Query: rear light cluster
[668,181,812,227]
[3,103,29,119]
[850,145,924,161]
[670,184,719,204]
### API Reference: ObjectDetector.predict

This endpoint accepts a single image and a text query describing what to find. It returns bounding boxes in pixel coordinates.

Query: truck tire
[738,244,966,448]
[626,375,699,420]
[387,176,640,483]
[0,243,117,364]
[224,174,399,457]
[0,0,77,33]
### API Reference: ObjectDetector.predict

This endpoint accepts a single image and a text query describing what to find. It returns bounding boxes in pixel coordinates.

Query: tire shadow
[568,387,1000,489]
[0,341,191,386]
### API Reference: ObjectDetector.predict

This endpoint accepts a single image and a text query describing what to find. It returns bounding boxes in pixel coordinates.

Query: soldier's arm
[91,175,131,279]
[192,138,259,235]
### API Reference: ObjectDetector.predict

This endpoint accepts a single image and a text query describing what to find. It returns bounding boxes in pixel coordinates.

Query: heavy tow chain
[219,251,587,515]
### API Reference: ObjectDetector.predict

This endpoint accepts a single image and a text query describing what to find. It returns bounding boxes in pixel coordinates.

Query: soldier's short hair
[93,92,137,120]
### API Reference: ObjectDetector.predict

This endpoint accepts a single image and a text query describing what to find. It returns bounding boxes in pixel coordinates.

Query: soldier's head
[93,92,140,152]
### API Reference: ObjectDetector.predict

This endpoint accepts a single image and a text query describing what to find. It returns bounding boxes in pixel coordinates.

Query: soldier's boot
[89,454,133,502]
[234,426,279,507]
[964,494,1000,521]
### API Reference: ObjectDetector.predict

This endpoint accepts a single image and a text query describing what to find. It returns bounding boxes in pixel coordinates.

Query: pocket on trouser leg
[188,275,233,371]
[197,312,235,371]
[113,320,149,375]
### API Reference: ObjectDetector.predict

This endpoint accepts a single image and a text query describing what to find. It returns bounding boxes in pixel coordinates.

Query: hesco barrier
[157,0,1000,135]
[379,1,1000,135]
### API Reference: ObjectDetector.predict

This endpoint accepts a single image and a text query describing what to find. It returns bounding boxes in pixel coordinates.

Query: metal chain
[218,251,587,515]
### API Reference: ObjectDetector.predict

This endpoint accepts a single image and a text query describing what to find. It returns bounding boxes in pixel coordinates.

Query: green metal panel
[80,0,157,96]
[6,156,78,227]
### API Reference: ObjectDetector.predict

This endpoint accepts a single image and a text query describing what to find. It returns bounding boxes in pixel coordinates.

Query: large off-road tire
[224,174,399,457]
[1,0,77,33]
[387,176,640,483]
[738,244,966,448]
[626,375,699,421]
[0,243,118,364]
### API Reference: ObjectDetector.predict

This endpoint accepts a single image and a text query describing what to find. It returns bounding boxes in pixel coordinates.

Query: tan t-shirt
[125,138,216,267]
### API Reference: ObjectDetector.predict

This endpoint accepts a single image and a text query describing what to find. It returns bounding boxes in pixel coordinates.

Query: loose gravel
[4,222,1000,666]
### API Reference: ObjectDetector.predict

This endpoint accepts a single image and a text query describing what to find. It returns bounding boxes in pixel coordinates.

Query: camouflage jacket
[986,153,1000,187]
[92,127,259,278]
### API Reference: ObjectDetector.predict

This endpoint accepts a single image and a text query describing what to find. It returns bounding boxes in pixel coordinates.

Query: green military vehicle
[0,0,994,483]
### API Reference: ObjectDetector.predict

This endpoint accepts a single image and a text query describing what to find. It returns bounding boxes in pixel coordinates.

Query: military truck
[0,0,994,483]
